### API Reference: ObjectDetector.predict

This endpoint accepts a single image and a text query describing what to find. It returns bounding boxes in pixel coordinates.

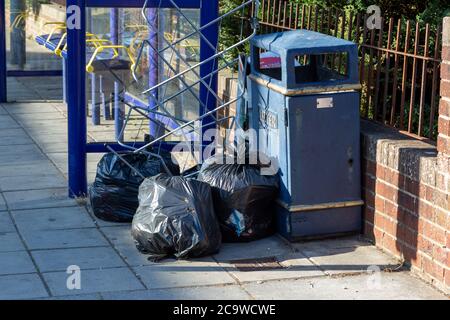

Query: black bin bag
[89,151,179,223]
[131,174,221,260]
[198,156,279,242]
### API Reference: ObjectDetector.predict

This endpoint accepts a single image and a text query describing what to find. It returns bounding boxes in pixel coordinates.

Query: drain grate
[230,257,285,272]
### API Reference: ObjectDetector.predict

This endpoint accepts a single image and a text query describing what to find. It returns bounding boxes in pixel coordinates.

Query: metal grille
[230,257,284,272]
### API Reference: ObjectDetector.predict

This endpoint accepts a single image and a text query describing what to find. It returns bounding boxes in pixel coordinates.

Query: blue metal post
[91,73,100,124]
[88,8,99,124]
[62,59,67,103]
[67,0,87,197]
[111,8,124,141]
[0,0,7,102]
[99,75,110,119]
[200,1,219,147]
[147,7,159,138]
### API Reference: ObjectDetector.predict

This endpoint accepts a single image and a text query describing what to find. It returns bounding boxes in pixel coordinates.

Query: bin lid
[251,30,356,55]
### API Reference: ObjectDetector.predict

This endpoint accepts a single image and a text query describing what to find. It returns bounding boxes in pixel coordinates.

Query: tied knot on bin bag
[131,174,222,261]
[198,153,280,242]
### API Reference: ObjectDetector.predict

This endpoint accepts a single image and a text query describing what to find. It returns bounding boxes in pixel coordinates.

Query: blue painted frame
[7,70,63,77]
[67,0,219,197]
[0,0,7,102]
[88,0,201,8]
[67,0,87,197]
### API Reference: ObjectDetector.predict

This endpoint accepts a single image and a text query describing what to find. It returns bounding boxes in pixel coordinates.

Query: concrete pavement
[0,101,447,300]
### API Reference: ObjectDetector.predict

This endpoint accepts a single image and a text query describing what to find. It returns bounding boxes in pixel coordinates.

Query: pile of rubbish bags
[89,151,279,260]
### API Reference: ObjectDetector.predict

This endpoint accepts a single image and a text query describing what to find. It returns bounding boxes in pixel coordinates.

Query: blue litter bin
[247,30,363,240]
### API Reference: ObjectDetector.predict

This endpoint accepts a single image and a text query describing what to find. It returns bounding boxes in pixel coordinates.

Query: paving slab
[87,211,127,227]
[13,112,65,121]
[18,118,67,128]
[243,272,448,300]
[37,142,68,153]
[0,106,7,115]
[0,197,7,211]
[0,162,61,178]
[8,94,40,101]
[12,206,96,232]
[32,133,93,146]
[0,212,15,232]
[0,145,47,165]
[0,232,25,252]
[3,188,77,210]
[87,153,106,164]
[21,228,108,250]
[100,225,180,266]
[102,285,252,300]
[0,274,49,300]
[300,245,401,276]
[213,236,293,262]
[0,127,28,138]
[88,163,101,173]
[133,261,237,290]
[0,144,44,155]
[0,174,66,191]
[46,152,68,172]
[0,251,36,275]
[22,129,68,138]
[0,115,20,129]
[43,267,144,296]
[0,135,34,146]
[88,171,97,184]
[32,246,126,272]
[0,128,33,146]
[31,133,68,144]
[25,126,68,136]
[89,130,146,141]
[20,121,68,135]
[3,103,60,114]
[51,103,67,113]
[48,152,103,175]
[0,153,47,166]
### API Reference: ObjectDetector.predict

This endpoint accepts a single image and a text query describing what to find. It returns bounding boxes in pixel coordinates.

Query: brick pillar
[439,17,450,154]
[437,17,450,294]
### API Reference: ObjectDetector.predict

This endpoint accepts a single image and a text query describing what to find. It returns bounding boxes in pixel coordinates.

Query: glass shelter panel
[84,6,202,143]
[6,0,63,71]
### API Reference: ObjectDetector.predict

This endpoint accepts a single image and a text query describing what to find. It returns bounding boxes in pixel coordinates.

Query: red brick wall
[362,17,450,294]
[361,136,448,291]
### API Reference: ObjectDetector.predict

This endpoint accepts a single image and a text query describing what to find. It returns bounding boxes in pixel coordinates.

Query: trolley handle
[86,45,136,73]
[54,33,67,57]
[11,11,28,29]
[45,25,66,44]
[86,38,119,57]
[56,34,119,58]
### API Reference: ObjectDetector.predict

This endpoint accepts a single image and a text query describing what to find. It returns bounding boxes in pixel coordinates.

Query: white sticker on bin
[317,97,334,109]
